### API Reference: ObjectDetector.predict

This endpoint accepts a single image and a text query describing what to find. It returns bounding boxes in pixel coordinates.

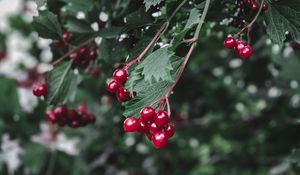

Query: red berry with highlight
[53,105,68,118]
[262,3,268,12]
[32,83,47,97]
[235,41,246,54]
[113,68,128,84]
[89,50,97,60]
[224,36,236,48]
[116,87,131,101]
[152,131,168,149]
[106,80,120,93]
[164,124,175,138]
[62,32,70,42]
[239,45,253,59]
[154,110,169,127]
[123,117,140,132]
[149,122,159,135]
[140,106,155,122]
[45,110,57,123]
[138,120,149,134]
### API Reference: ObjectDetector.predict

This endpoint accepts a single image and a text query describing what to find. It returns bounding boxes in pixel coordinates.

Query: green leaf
[126,9,153,26]
[35,0,46,8]
[32,10,62,40]
[65,17,94,34]
[139,46,174,83]
[123,56,182,117]
[265,0,300,46]
[0,78,19,115]
[61,0,94,12]
[184,8,201,30]
[97,27,124,39]
[144,0,161,11]
[46,61,76,105]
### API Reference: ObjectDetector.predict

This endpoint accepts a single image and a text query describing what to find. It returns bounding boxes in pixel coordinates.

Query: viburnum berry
[154,110,169,127]
[239,45,253,59]
[262,3,268,12]
[113,68,128,84]
[149,122,159,135]
[235,41,246,54]
[69,120,80,128]
[116,87,131,101]
[106,80,121,93]
[78,46,87,56]
[164,124,175,138]
[250,2,258,11]
[138,120,149,134]
[89,50,97,60]
[53,105,68,118]
[77,104,88,114]
[152,131,168,149]
[32,83,47,97]
[140,106,155,122]
[224,36,236,48]
[123,117,140,132]
[45,110,57,123]
[62,32,70,42]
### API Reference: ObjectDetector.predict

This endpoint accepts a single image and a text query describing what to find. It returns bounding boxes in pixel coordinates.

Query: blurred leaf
[184,8,201,30]
[97,27,125,38]
[144,0,162,11]
[35,0,47,8]
[126,9,153,26]
[265,0,300,46]
[65,17,94,34]
[32,10,62,40]
[0,78,19,115]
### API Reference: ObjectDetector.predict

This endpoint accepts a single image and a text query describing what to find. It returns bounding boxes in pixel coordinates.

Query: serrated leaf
[123,57,183,117]
[144,0,161,11]
[65,17,94,34]
[184,8,201,30]
[139,46,174,83]
[47,61,76,105]
[265,0,300,46]
[32,10,62,40]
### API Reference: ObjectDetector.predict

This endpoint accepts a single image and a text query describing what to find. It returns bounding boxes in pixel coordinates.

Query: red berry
[113,68,128,84]
[69,120,80,128]
[154,110,169,127]
[235,41,246,54]
[62,32,70,42]
[224,36,236,48]
[138,120,149,134]
[116,87,131,101]
[58,117,67,127]
[32,83,47,97]
[123,117,140,132]
[53,105,68,118]
[77,104,88,114]
[262,3,268,12]
[45,110,57,123]
[67,109,79,120]
[88,114,96,123]
[140,106,155,122]
[149,122,159,135]
[239,45,253,59]
[78,47,87,56]
[89,50,97,60]
[146,133,153,140]
[79,59,90,69]
[250,2,259,11]
[164,124,175,138]
[152,131,168,149]
[106,80,121,93]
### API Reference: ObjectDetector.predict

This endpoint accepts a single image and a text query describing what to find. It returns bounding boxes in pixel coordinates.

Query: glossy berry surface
[62,32,70,42]
[164,124,175,138]
[45,110,57,123]
[123,117,140,132]
[89,50,97,60]
[106,80,121,93]
[53,105,68,118]
[140,106,155,122]
[32,83,47,97]
[116,87,131,101]
[224,36,236,48]
[154,110,169,127]
[262,3,268,12]
[113,68,128,84]
[152,131,168,149]
[239,45,253,59]
[235,41,246,54]
[149,122,159,135]
[138,120,149,134]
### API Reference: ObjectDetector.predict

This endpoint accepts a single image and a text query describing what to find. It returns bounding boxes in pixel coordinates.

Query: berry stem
[234,0,265,37]
[52,38,94,65]
[165,0,211,115]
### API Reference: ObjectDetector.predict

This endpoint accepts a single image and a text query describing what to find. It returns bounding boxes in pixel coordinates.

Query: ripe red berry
[45,110,57,123]
[116,87,131,101]
[224,36,236,48]
[152,131,168,149]
[62,32,70,42]
[58,117,67,127]
[78,46,87,56]
[69,120,80,128]
[32,83,47,97]
[123,117,140,132]
[106,80,121,93]
[138,120,149,134]
[140,106,155,122]
[77,104,88,114]
[235,41,246,54]
[239,45,253,59]
[164,124,175,138]
[149,122,159,135]
[250,2,259,11]
[262,3,268,12]
[89,50,97,60]
[113,68,128,84]
[154,110,169,127]
[53,105,68,118]
[67,109,79,120]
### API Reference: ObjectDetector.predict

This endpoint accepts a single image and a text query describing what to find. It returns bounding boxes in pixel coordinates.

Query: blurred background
[1,0,300,175]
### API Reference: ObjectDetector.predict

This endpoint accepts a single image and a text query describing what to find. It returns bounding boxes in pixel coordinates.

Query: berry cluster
[238,0,268,12]
[54,32,71,48]
[224,36,253,59]
[70,46,97,69]
[45,104,96,128]
[106,68,131,101]
[32,82,48,97]
[123,106,175,149]
[0,51,6,61]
